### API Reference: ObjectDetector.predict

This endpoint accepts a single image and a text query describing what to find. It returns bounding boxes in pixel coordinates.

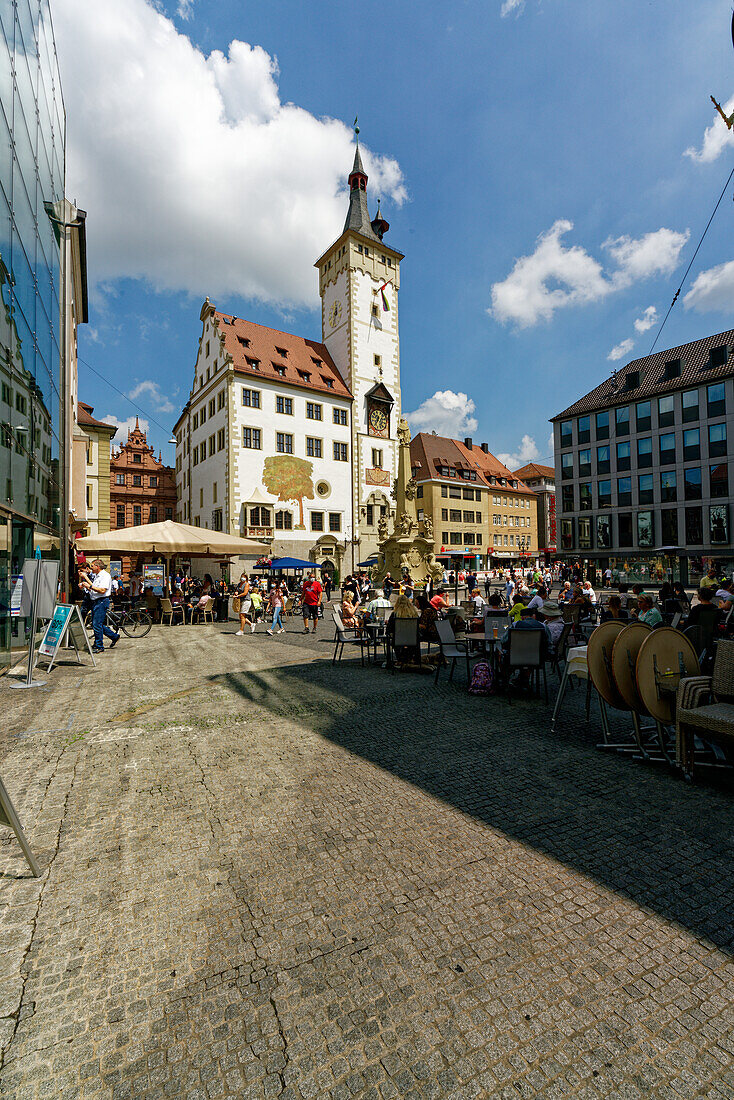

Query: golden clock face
[369,406,388,434]
[328,300,342,328]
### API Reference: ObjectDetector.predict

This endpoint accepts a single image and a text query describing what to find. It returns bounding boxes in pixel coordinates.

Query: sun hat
[539,600,562,619]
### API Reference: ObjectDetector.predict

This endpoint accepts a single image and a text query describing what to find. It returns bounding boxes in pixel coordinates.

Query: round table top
[586,621,629,709]
[611,622,652,714]
[636,627,700,725]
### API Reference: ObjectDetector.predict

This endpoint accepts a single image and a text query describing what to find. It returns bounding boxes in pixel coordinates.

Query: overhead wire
[77,354,175,437]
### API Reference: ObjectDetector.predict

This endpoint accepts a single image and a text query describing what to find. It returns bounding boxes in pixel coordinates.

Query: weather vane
[353,115,359,138]
[709,11,734,129]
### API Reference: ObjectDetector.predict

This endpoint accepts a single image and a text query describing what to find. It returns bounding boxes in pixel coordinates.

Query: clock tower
[315,139,404,565]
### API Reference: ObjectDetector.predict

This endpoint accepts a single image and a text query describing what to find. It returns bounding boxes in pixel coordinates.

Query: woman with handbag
[234,573,254,635]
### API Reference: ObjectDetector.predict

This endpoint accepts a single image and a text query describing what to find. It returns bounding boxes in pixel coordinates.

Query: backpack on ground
[468,660,494,696]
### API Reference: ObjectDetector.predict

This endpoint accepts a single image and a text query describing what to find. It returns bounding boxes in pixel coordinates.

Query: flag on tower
[379,282,390,312]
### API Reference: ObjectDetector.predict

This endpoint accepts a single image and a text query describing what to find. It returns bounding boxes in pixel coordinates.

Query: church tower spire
[343,138,381,241]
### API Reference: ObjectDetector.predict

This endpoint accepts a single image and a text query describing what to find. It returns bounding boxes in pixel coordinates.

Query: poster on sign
[109,560,122,580]
[10,575,23,618]
[143,563,165,595]
[36,604,95,673]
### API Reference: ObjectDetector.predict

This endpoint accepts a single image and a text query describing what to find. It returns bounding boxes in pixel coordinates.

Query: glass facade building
[0,0,65,668]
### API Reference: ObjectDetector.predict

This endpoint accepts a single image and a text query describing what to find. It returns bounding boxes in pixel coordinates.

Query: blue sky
[55,0,734,468]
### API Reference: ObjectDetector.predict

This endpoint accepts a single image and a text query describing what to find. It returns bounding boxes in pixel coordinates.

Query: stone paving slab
[0,615,731,1099]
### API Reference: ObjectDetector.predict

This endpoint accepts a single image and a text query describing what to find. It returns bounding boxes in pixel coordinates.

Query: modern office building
[513,463,556,563]
[409,433,538,570]
[551,330,734,585]
[0,0,73,669]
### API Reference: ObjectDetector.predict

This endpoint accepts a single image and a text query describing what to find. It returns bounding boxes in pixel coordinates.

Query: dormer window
[275,347,288,358]
[297,370,311,382]
[710,345,728,368]
[625,370,640,389]
[237,336,250,349]
[274,365,286,377]
[664,358,681,379]
[245,357,260,369]
[322,376,334,389]
[311,357,322,367]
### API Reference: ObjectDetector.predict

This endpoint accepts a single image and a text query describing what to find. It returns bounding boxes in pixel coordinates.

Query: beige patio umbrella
[75,520,269,590]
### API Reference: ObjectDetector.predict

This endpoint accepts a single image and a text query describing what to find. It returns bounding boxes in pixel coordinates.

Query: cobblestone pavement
[0,611,732,1100]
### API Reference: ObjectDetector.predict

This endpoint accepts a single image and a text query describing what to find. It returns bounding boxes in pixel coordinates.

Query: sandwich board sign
[0,775,40,876]
[36,604,95,673]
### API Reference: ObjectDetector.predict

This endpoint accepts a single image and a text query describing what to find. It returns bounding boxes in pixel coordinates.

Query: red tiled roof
[513,462,555,479]
[410,433,533,494]
[212,311,352,399]
[77,401,116,432]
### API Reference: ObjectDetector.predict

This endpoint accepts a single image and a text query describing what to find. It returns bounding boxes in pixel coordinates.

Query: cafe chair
[331,609,365,666]
[676,638,734,782]
[160,597,184,626]
[507,629,547,704]
[434,618,469,685]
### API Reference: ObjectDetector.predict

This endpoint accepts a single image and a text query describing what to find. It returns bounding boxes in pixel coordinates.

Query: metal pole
[24,556,42,685]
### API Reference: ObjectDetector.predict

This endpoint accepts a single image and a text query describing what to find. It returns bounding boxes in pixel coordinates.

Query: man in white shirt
[583,580,597,605]
[527,585,547,612]
[365,590,392,616]
[80,558,120,653]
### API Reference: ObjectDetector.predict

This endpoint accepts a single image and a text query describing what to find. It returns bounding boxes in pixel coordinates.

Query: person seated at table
[631,594,662,628]
[171,587,184,609]
[582,580,597,605]
[386,595,421,665]
[630,583,646,600]
[601,594,628,622]
[559,581,573,603]
[714,579,734,611]
[685,586,719,629]
[470,587,486,615]
[341,592,360,630]
[364,588,392,618]
[486,592,503,610]
[672,582,690,612]
[497,608,551,682]
[538,600,564,654]
[571,584,593,616]
[526,584,546,613]
[507,592,526,624]
[430,588,448,613]
[414,592,439,641]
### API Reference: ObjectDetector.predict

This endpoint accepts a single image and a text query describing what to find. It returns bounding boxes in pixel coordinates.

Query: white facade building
[173,141,404,577]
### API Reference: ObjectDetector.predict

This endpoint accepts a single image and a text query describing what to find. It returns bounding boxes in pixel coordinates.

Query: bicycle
[84,602,153,638]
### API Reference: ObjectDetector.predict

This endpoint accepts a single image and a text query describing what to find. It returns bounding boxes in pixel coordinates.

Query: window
[463,511,475,522]
[333,408,348,425]
[86,442,93,465]
[578,449,591,477]
[684,467,702,500]
[449,509,462,522]
[209,435,215,457]
[579,484,592,511]
[275,511,293,530]
[310,512,324,532]
[638,473,653,504]
[333,442,348,462]
[637,437,652,467]
[200,489,204,508]
[115,473,125,485]
[149,506,158,523]
[306,402,322,420]
[658,395,674,427]
[561,485,574,511]
[597,515,611,549]
[192,449,198,467]
[441,509,449,521]
[133,505,142,526]
[561,518,574,550]
[578,517,592,550]
[561,453,573,480]
[250,506,271,526]
[242,388,261,408]
[217,428,225,450]
[15,393,26,414]
[709,345,728,368]
[661,508,678,545]
[116,505,125,526]
[132,474,142,487]
[597,480,611,508]
[683,428,700,461]
[707,382,726,418]
[618,513,633,547]
[449,486,461,498]
[200,407,207,424]
[218,390,226,410]
[616,440,631,471]
[710,462,728,499]
[685,507,703,545]
[617,476,632,506]
[636,401,651,432]
[322,377,334,389]
[86,484,92,508]
[275,347,288,359]
[577,415,590,444]
[417,486,423,498]
[366,505,374,525]
[462,488,475,500]
[206,340,210,358]
[659,432,676,465]
[133,453,142,464]
[637,510,654,548]
[597,445,610,474]
[276,433,294,454]
[372,449,383,467]
[615,406,630,436]
[242,427,262,449]
[709,422,727,458]
[1,383,10,404]
[209,398,215,418]
[276,395,293,415]
[328,513,341,532]
[306,437,322,458]
[682,389,699,423]
[450,532,462,545]
[710,504,729,544]
[595,410,609,439]
[664,358,681,380]
[165,508,173,521]
[560,421,572,447]
[660,470,677,502]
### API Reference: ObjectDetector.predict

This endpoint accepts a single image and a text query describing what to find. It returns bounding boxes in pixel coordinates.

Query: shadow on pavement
[212,659,734,956]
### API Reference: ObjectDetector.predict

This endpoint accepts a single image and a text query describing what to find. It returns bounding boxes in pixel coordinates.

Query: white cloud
[490,220,688,328]
[604,229,689,286]
[128,380,175,415]
[103,415,151,445]
[684,96,734,163]
[406,390,478,438]
[608,338,634,362]
[176,0,194,18]
[496,434,540,470]
[683,260,734,313]
[54,0,407,307]
[633,305,657,333]
[500,0,525,15]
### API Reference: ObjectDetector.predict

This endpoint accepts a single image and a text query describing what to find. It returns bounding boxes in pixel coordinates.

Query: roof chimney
[464,437,473,449]
[481,443,489,454]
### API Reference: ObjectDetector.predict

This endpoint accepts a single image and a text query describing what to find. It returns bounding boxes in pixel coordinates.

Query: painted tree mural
[262,456,314,530]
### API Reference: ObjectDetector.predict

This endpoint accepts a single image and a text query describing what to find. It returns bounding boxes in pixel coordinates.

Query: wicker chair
[676,638,734,781]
